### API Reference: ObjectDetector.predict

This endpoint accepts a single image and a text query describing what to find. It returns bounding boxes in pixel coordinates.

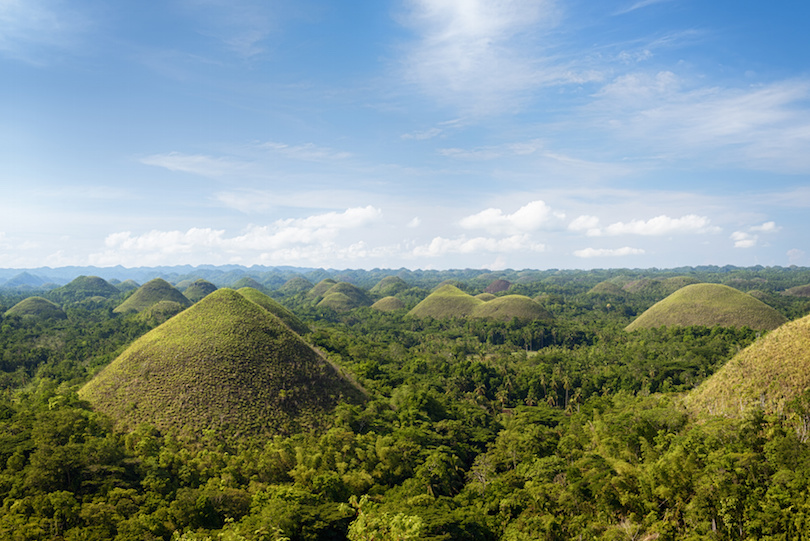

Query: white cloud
[413,234,545,257]
[596,214,719,236]
[731,231,757,249]
[459,200,561,234]
[0,0,88,63]
[568,215,600,236]
[573,246,645,258]
[141,152,249,177]
[261,142,352,161]
[750,221,780,233]
[407,217,421,228]
[788,249,806,265]
[402,128,443,140]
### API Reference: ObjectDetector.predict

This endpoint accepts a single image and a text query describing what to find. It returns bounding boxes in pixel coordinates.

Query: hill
[625,283,787,331]
[687,313,810,417]
[783,284,810,297]
[316,282,372,312]
[79,289,365,439]
[113,278,191,314]
[371,296,406,312]
[137,300,187,325]
[307,279,338,301]
[408,284,483,319]
[231,276,265,292]
[49,275,120,302]
[4,297,66,320]
[278,276,314,295]
[237,287,310,335]
[115,279,140,293]
[471,295,552,322]
[369,276,408,297]
[484,279,511,294]
[183,279,218,303]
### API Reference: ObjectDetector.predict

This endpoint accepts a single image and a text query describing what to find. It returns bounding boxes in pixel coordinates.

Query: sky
[2,0,810,271]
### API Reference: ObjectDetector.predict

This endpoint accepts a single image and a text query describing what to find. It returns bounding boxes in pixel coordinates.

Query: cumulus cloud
[573,246,645,258]
[731,221,781,248]
[568,215,601,236]
[459,200,561,234]
[591,214,719,236]
[413,234,545,257]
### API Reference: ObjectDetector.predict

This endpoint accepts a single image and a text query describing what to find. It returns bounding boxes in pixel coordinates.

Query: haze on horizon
[2,1,809,271]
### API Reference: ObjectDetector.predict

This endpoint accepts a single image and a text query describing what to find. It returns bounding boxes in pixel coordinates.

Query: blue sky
[2,0,809,270]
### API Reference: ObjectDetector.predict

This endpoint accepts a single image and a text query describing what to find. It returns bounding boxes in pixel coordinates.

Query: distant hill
[484,279,511,294]
[231,276,265,292]
[471,295,552,322]
[49,276,120,303]
[687,313,810,417]
[370,276,408,297]
[783,284,810,297]
[183,279,218,303]
[138,300,187,325]
[475,293,497,301]
[316,282,371,312]
[626,283,787,331]
[307,279,338,301]
[4,297,66,320]
[278,276,314,296]
[371,296,406,312]
[409,284,484,319]
[237,287,310,335]
[115,279,140,293]
[113,278,191,314]
[79,289,364,439]
[1,272,49,289]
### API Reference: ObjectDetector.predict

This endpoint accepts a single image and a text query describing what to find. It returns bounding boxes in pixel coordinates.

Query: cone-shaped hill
[116,279,140,293]
[279,276,314,296]
[114,278,192,314]
[371,296,406,312]
[409,284,483,319]
[4,297,66,320]
[237,287,310,335]
[316,282,372,312]
[369,276,408,297]
[471,295,552,322]
[231,276,265,292]
[625,283,787,332]
[49,275,119,302]
[80,289,365,439]
[484,279,512,294]
[183,279,218,303]
[783,284,810,297]
[687,313,810,417]
[307,279,338,301]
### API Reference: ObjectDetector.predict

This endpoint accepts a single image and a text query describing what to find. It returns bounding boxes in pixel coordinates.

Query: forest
[1,265,810,540]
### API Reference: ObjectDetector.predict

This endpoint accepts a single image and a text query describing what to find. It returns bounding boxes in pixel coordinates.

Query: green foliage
[114,278,192,314]
[4,297,66,320]
[237,287,310,335]
[48,276,120,304]
[183,279,218,303]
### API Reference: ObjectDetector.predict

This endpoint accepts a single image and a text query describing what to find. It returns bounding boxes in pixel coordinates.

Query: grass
[80,288,365,440]
[4,296,66,320]
[408,284,484,319]
[783,284,810,297]
[484,279,511,294]
[369,276,408,296]
[113,278,192,314]
[371,296,406,312]
[279,276,314,295]
[687,312,810,417]
[237,287,310,335]
[183,279,217,303]
[137,300,186,324]
[49,275,120,302]
[307,279,338,301]
[315,282,371,312]
[471,295,553,322]
[475,293,497,301]
[626,283,787,331]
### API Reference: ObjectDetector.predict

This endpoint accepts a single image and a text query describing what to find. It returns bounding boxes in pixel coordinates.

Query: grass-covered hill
[113,278,192,314]
[4,296,66,320]
[471,295,553,322]
[278,276,314,295]
[316,282,372,312]
[48,275,120,302]
[138,300,187,325]
[625,283,788,331]
[783,284,810,297]
[476,293,497,301]
[115,279,140,293]
[231,276,265,292]
[408,284,484,319]
[369,276,408,297]
[371,296,406,312]
[687,312,810,417]
[79,289,365,439]
[183,279,218,303]
[484,279,511,294]
[237,287,310,335]
[306,279,338,301]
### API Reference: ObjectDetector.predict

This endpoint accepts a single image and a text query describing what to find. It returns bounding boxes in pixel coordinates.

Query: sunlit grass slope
[476,293,497,301]
[369,276,408,297]
[137,300,186,325]
[237,287,310,335]
[625,283,787,331]
[371,296,406,312]
[316,282,371,312]
[279,276,314,295]
[113,278,191,314]
[4,297,66,320]
[471,295,553,322]
[408,284,484,319]
[687,313,810,417]
[307,279,337,301]
[80,289,365,439]
[183,279,217,303]
[49,275,119,302]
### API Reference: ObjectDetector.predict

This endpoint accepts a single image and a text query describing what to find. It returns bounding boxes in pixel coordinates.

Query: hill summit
[625,283,787,331]
[113,278,191,314]
[80,289,364,439]
[687,312,810,417]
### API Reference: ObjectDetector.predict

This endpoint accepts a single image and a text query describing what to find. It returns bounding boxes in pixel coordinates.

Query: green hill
[137,300,187,325]
[484,279,511,294]
[231,276,265,292]
[369,276,408,297]
[625,283,787,332]
[113,278,191,314]
[183,279,218,303]
[783,284,810,297]
[79,289,365,439]
[316,282,371,312]
[115,279,140,293]
[408,284,483,319]
[307,279,338,301]
[49,275,120,302]
[588,281,626,296]
[687,313,810,417]
[471,295,552,322]
[237,287,310,335]
[371,296,406,312]
[4,297,66,320]
[278,276,314,295]
[476,293,497,301]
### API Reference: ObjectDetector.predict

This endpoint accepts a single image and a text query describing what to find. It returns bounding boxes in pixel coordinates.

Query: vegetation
[4,297,66,320]
[113,278,191,314]
[2,264,810,540]
[470,295,552,322]
[183,279,217,303]
[626,283,788,331]
[371,296,406,312]
[237,287,310,335]
[48,276,120,303]
[408,284,484,319]
[369,276,409,297]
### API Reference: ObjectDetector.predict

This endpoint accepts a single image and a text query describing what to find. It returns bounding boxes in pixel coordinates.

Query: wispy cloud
[260,142,352,161]
[614,0,676,16]
[0,0,89,63]
[141,152,250,177]
[413,234,545,257]
[573,246,645,258]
